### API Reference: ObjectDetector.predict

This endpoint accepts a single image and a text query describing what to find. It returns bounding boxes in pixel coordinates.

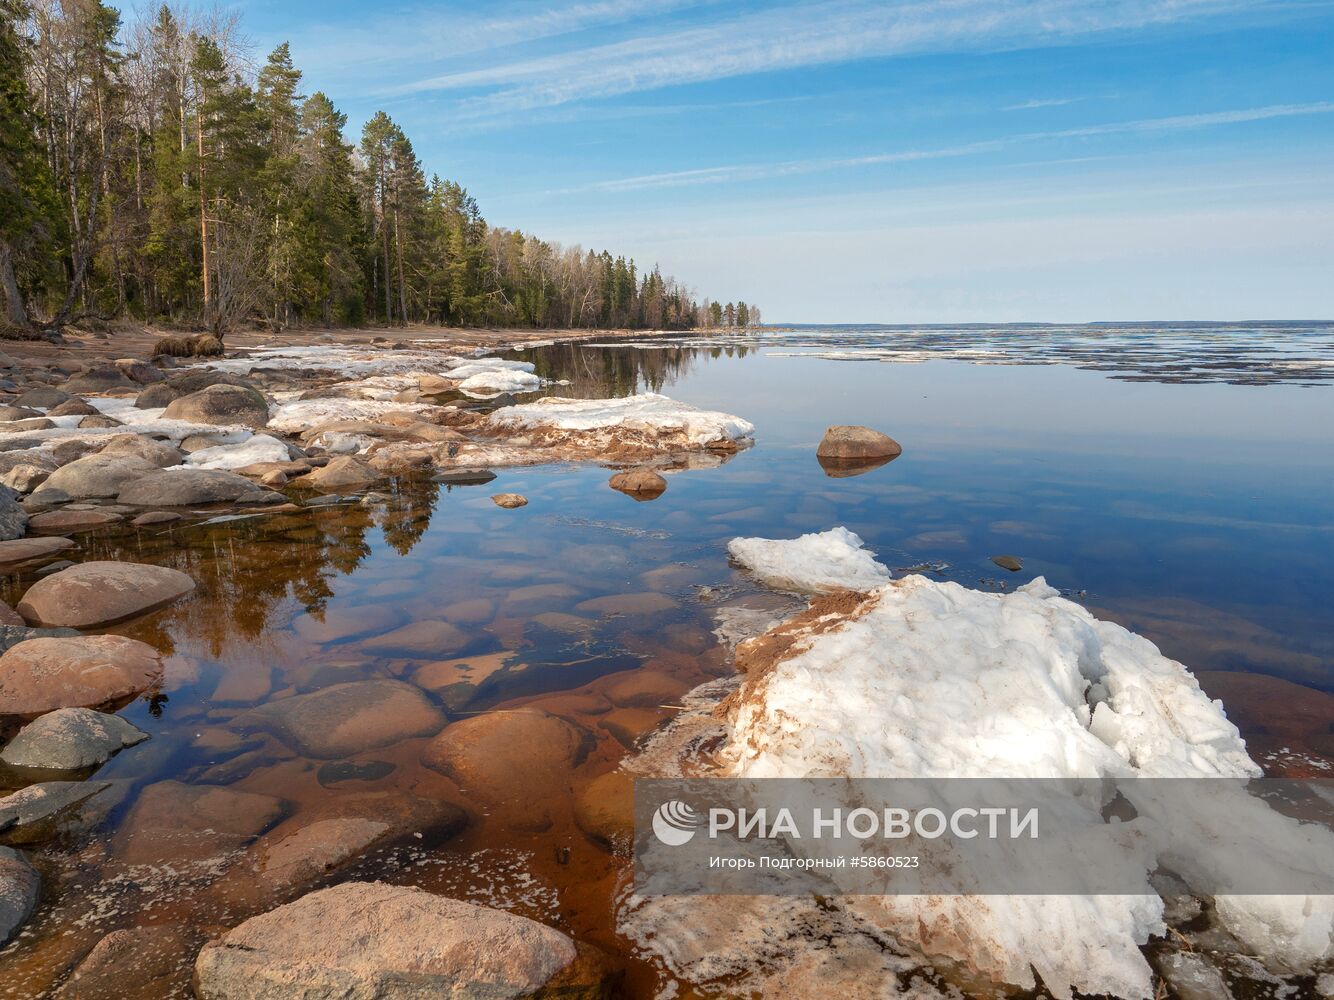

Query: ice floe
[184,434,291,470]
[620,528,1334,999]
[486,393,753,449]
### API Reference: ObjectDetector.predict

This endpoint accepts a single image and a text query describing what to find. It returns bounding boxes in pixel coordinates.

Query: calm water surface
[1,323,1332,997]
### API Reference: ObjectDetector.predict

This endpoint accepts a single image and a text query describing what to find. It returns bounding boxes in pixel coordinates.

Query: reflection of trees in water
[69,479,441,661]
[519,341,751,398]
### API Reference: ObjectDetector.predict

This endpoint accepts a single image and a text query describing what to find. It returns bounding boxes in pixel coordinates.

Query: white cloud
[384,0,1270,116]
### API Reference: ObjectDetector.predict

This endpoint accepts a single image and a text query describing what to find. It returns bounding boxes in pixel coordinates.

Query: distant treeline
[0,1,759,337]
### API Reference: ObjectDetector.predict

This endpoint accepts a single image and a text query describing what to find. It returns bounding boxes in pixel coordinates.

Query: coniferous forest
[0,1,760,338]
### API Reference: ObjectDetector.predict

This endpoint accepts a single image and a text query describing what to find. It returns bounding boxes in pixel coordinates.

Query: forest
[0,0,760,338]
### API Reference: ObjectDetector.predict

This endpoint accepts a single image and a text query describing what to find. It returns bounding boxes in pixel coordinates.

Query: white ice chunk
[727,526,891,594]
[184,433,290,470]
[487,393,754,446]
[266,398,438,434]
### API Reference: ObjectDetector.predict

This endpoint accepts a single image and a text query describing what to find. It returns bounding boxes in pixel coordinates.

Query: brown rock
[193,882,614,1000]
[441,598,494,625]
[54,924,194,1000]
[292,604,403,644]
[97,433,183,467]
[79,414,123,429]
[0,536,75,574]
[360,619,470,658]
[575,592,678,617]
[35,454,157,499]
[112,780,285,865]
[422,709,588,831]
[609,467,667,500]
[131,510,182,526]
[241,679,445,758]
[573,770,634,851]
[17,560,196,628]
[295,455,378,491]
[1,463,51,492]
[490,492,528,508]
[815,425,903,460]
[117,468,260,506]
[991,555,1023,572]
[0,636,163,714]
[0,846,40,946]
[27,508,123,533]
[162,383,269,428]
[601,669,690,708]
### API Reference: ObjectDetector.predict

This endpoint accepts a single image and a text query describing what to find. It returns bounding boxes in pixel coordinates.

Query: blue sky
[223,0,1333,322]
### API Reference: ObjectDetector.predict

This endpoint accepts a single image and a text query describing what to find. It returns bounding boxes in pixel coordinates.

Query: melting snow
[486,393,754,446]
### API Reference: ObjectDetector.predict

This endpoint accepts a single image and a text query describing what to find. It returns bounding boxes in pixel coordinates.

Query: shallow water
[2,323,1332,997]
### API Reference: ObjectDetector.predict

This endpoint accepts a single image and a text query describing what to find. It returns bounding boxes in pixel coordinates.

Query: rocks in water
[575,592,678,617]
[609,467,667,500]
[0,781,111,844]
[111,780,284,865]
[815,425,901,477]
[361,619,471,658]
[0,488,28,540]
[27,507,123,533]
[240,679,445,758]
[0,635,163,714]
[97,433,183,467]
[117,467,262,505]
[194,882,613,1000]
[432,467,496,485]
[490,492,528,508]
[422,709,589,831]
[35,454,158,500]
[17,560,196,628]
[0,622,80,655]
[573,770,634,851]
[295,455,377,490]
[0,707,149,770]
[815,424,903,460]
[316,760,396,787]
[0,536,75,574]
[0,847,39,946]
[131,510,181,526]
[991,554,1024,572]
[53,924,194,1000]
[162,383,269,428]
[292,604,402,644]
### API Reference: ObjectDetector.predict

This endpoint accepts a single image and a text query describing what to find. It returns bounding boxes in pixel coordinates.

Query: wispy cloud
[1003,97,1085,111]
[550,101,1334,193]
[384,0,1272,117]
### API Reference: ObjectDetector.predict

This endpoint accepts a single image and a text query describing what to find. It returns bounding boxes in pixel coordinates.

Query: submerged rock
[112,780,285,865]
[0,635,163,714]
[0,536,75,574]
[54,924,195,1000]
[360,618,471,658]
[17,560,196,628]
[194,882,615,1000]
[0,846,39,946]
[609,467,667,500]
[0,780,112,844]
[240,679,445,758]
[422,708,589,831]
[27,507,123,533]
[0,707,149,770]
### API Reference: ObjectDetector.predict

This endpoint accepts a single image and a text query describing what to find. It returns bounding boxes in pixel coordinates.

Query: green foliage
[3,2,754,331]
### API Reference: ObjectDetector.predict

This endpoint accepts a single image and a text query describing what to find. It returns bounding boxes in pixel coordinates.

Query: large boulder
[34,454,157,500]
[0,707,149,770]
[114,358,166,384]
[194,882,615,1000]
[240,679,445,758]
[360,620,470,658]
[163,384,268,428]
[47,398,99,417]
[0,846,39,946]
[17,561,196,628]
[422,709,589,831]
[14,387,69,408]
[0,635,163,714]
[117,467,261,505]
[112,780,284,865]
[815,425,902,460]
[64,366,136,393]
[97,433,183,467]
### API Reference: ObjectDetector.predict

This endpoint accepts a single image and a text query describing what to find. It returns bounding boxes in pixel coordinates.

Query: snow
[626,528,1334,998]
[458,369,543,393]
[486,393,754,446]
[727,526,891,594]
[184,434,291,470]
[204,345,448,376]
[443,359,536,378]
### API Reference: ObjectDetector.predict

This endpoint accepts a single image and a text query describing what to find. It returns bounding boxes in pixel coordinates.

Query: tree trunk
[0,240,29,329]
[197,106,211,313]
